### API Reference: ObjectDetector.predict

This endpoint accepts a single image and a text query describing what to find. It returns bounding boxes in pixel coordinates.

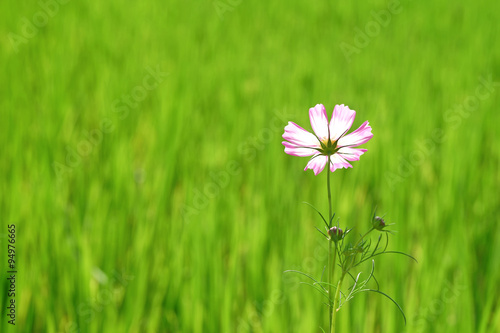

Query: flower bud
[373,216,386,230]
[328,226,343,242]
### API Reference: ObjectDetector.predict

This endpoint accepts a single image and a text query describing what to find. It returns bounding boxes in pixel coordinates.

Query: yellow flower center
[320,138,339,156]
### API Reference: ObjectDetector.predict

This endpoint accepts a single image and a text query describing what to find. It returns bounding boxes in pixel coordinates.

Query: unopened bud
[328,226,343,242]
[373,216,386,230]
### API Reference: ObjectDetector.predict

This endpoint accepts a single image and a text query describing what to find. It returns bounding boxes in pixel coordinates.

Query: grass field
[1,0,499,332]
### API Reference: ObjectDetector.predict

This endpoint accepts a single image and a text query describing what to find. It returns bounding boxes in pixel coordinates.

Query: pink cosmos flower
[282,104,373,175]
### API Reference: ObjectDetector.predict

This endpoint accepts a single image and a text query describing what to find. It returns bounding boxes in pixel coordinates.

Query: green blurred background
[1,0,499,332]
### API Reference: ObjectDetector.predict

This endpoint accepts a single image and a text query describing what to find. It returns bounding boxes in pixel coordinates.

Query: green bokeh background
[1,0,499,332]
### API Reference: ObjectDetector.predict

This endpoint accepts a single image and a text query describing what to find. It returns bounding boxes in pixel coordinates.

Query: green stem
[327,157,332,224]
[330,243,337,333]
[326,156,335,332]
[353,227,375,249]
[332,272,346,332]
[328,241,333,330]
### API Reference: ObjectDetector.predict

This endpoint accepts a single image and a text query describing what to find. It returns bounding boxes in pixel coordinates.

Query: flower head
[372,215,394,232]
[373,216,386,230]
[282,104,373,175]
[328,226,343,242]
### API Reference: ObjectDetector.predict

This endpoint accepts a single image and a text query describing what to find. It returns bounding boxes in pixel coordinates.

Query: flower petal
[282,141,317,157]
[283,122,319,147]
[329,104,356,141]
[329,154,353,172]
[337,147,367,161]
[304,155,328,175]
[309,104,329,140]
[337,121,373,147]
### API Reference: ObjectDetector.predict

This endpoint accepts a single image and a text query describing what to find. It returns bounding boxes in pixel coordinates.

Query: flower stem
[327,157,332,227]
[330,243,337,333]
[332,272,346,333]
[326,156,335,332]
[354,227,375,249]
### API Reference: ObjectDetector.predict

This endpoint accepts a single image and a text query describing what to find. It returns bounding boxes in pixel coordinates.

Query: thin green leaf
[315,226,329,239]
[346,272,363,300]
[370,251,418,263]
[284,270,320,283]
[302,201,329,229]
[383,232,389,252]
[299,282,330,300]
[372,273,380,290]
[371,234,383,257]
[329,214,336,228]
[320,265,326,283]
[284,270,328,293]
[359,289,407,324]
[315,281,339,290]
